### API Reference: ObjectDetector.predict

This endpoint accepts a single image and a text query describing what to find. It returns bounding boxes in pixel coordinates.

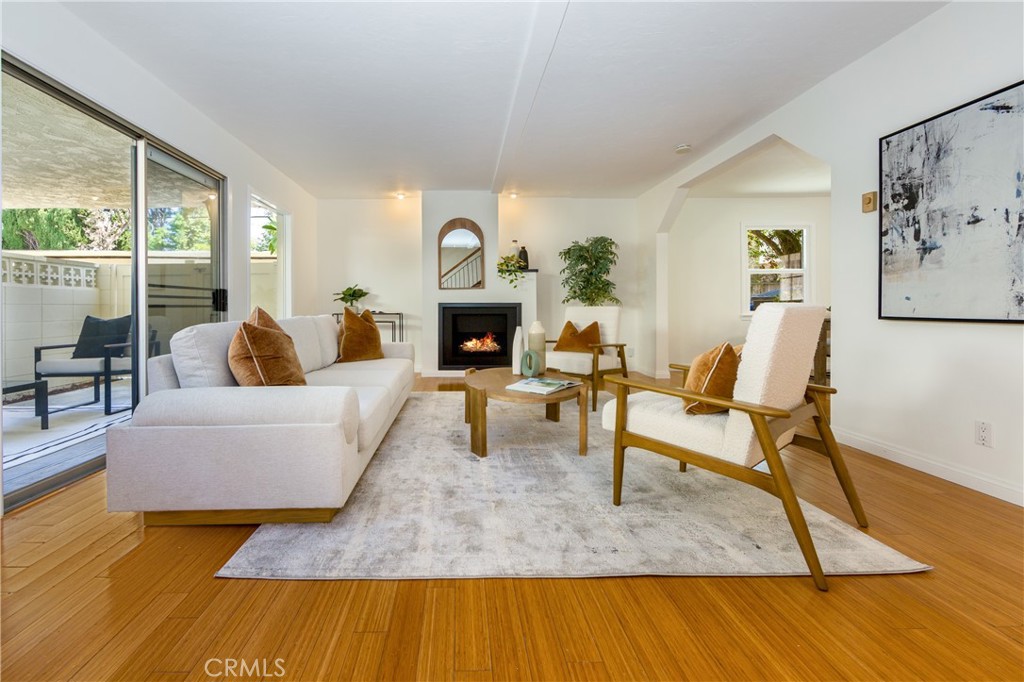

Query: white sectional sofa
[105,314,414,524]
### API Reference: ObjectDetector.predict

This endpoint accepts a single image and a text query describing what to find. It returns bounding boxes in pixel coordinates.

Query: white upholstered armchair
[603,303,867,591]
[546,305,628,411]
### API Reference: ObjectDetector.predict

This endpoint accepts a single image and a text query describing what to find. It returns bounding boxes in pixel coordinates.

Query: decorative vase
[511,326,524,375]
[528,321,546,374]
[518,244,530,269]
[521,350,541,377]
[509,240,520,258]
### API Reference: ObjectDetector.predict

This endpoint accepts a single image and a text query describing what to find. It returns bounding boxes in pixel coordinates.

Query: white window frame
[740,223,812,318]
[248,192,292,318]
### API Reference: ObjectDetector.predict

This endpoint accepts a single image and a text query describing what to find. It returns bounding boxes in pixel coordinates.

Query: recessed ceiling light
[509,192,518,199]
[396,192,406,200]
[675,144,692,154]
[208,194,217,200]
[91,196,100,201]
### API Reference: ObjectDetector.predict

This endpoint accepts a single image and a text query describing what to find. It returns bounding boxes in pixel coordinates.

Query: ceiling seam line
[490,1,570,194]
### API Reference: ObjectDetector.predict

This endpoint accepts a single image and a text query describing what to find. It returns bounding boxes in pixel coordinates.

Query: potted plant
[496,254,526,288]
[558,236,620,305]
[333,284,370,312]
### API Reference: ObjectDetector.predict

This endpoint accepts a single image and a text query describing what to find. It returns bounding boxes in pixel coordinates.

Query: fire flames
[460,332,501,353]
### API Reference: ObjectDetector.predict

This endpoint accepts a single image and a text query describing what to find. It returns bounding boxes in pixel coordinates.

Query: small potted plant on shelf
[333,284,370,312]
[558,236,620,305]
[497,254,527,288]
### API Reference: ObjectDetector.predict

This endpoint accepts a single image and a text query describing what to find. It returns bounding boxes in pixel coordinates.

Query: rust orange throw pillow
[682,342,739,415]
[552,320,602,353]
[338,308,384,363]
[228,307,306,386]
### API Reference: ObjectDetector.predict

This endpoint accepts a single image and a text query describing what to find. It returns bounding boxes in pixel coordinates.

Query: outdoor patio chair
[34,315,156,417]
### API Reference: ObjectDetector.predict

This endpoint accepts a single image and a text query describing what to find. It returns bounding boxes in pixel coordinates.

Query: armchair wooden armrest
[805,383,836,395]
[590,343,626,349]
[668,362,691,384]
[604,375,790,419]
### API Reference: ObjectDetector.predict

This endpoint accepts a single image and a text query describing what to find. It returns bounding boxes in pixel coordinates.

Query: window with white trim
[742,225,810,315]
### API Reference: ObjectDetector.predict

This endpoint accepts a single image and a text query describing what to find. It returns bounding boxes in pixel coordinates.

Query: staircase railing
[440,248,482,288]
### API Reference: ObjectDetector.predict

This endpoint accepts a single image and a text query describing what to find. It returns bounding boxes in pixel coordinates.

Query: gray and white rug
[218,392,929,580]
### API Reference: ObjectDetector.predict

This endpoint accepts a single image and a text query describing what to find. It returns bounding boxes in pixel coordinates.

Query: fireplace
[439,303,522,371]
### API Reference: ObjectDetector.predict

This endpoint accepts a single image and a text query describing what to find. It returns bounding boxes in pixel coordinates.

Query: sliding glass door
[1,61,226,510]
[1,72,137,508]
[144,147,225,365]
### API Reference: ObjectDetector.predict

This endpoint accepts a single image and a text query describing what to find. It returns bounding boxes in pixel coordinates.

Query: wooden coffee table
[463,367,589,458]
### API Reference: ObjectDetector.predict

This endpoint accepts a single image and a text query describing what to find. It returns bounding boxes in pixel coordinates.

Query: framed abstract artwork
[879,80,1024,323]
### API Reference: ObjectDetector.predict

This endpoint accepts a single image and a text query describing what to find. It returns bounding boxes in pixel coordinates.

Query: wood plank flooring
[2,375,1021,681]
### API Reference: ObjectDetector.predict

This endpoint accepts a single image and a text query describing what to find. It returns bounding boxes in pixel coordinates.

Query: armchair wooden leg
[752,414,828,591]
[612,383,628,506]
[679,461,687,472]
[809,393,868,528]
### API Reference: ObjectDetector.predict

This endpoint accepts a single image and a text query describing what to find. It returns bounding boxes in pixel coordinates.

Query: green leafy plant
[255,222,278,255]
[558,236,621,305]
[496,254,526,288]
[333,284,370,307]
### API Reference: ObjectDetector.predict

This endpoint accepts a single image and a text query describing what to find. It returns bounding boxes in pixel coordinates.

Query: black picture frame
[878,80,1024,323]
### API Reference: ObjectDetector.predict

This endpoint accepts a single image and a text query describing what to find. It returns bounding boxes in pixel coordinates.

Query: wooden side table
[463,367,588,458]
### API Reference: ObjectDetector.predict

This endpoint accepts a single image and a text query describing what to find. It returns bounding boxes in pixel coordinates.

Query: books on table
[506,377,581,395]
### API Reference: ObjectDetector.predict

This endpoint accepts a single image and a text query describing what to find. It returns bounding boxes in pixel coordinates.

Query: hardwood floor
[2,375,1021,681]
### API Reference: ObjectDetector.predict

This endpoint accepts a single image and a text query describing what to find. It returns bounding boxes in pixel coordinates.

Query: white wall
[314,194,642,374]
[316,198,422,360]
[640,2,1024,503]
[0,3,320,320]
[498,197,645,368]
[420,191,538,375]
[668,197,831,363]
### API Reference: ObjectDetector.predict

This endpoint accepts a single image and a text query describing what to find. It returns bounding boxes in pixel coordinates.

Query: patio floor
[3,380,133,496]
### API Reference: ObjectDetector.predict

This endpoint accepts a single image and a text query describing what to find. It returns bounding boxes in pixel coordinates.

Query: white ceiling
[62,1,943,199]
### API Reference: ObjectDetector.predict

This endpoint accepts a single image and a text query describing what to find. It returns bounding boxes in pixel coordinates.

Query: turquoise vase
[521,350,541,377]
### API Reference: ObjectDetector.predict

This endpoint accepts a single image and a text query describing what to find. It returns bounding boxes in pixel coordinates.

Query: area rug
[218,392,929,580]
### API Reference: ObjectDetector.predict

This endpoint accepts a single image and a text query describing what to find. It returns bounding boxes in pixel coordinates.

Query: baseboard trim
[831,427,1023,506]
[143,508,340,526]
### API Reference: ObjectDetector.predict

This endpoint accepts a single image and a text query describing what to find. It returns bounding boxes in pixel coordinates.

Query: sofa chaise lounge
[106,314,414,525]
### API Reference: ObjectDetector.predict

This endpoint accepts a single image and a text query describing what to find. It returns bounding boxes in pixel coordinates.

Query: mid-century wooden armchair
[546,305,629,411]
[603,304,867,591]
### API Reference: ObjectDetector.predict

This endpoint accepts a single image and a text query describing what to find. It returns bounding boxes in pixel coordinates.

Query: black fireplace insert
[439,303,522,371]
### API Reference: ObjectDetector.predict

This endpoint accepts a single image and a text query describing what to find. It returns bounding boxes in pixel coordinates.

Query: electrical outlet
[975,421,993,448]
[627,348,635,358]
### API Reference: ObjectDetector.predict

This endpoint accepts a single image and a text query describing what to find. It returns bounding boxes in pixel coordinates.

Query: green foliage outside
[147,207,212,252]
[558,235,621,306]
[252,222,277,255]
[747,229,803,269]
[2,206,214,253]
[2,208,89,250]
